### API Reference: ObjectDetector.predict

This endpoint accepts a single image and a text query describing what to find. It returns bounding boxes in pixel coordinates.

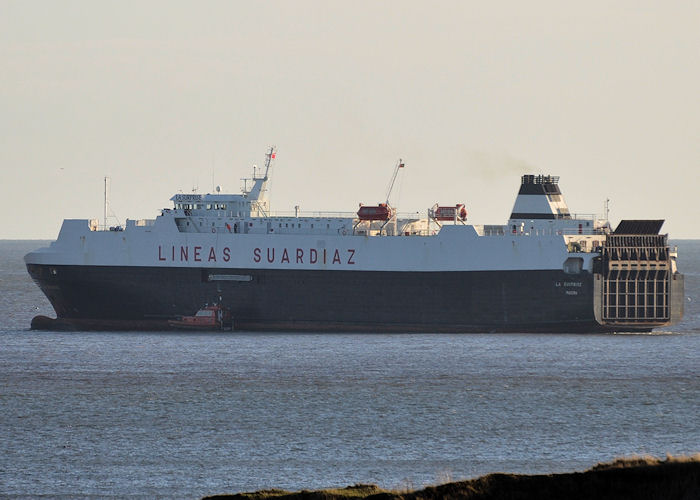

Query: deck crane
[385,158,405,206]
[354,158,404,235]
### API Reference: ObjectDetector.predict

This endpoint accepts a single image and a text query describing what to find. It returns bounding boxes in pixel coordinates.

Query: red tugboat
[168,304,232,331]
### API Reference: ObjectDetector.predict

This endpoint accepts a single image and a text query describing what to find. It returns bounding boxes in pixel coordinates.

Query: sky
[2,0,699,239]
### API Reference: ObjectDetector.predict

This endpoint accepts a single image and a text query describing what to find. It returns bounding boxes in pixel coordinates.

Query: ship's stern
[593,221,684,331]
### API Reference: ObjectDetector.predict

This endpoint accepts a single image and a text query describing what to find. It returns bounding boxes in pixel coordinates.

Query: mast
[262,146,276,180]
[104,176,109,230]
[245,146,276,216]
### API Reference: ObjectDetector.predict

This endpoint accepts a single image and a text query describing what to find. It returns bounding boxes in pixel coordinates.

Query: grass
[203,455,700,500]
[205,484,384,499]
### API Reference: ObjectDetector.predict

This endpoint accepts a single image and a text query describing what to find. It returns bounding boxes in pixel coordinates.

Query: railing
[254,210,357,219]
[560,228,609,235]
[567,213,599,220]
[133,219,156,227]
[505,228,608,237]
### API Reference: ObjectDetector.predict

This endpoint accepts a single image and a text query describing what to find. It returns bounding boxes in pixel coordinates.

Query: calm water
[1,240,699,498]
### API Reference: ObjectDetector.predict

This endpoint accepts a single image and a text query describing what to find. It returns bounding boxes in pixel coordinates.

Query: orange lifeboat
[357,203,393,221]
[431,204,467,221]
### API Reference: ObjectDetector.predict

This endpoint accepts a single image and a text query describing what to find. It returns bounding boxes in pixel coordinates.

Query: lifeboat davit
[357,203,393,221]
[431,204,468,221]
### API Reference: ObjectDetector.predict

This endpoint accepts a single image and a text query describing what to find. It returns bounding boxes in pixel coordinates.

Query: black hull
[26,264,628,333]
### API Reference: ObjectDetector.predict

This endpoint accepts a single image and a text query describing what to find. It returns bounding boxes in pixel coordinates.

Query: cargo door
[593,221,683,329]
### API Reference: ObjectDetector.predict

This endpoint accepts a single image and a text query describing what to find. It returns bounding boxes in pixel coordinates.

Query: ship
[25,147,684,332]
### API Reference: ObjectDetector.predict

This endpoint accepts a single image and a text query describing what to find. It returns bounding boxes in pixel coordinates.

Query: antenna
[604,198,610,221]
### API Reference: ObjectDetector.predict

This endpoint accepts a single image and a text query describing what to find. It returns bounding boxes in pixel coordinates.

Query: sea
[1,240,699,499]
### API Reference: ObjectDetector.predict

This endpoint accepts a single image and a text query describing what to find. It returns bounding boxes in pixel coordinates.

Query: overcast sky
[2,0,699,239]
